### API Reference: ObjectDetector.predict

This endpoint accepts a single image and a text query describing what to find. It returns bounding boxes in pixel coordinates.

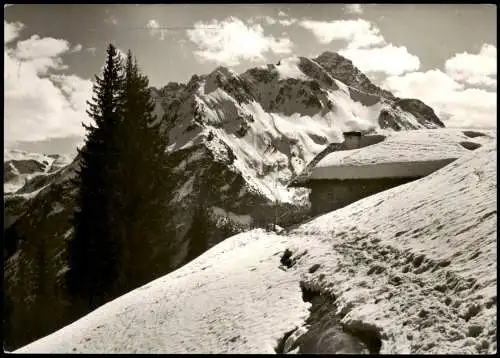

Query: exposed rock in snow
[15,140,496,354]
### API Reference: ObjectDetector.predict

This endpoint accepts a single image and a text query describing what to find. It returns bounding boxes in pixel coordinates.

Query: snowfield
[15,136,497,354]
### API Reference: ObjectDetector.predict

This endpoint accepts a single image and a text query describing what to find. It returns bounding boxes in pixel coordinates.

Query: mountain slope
[16,138,496,354]
[4,51,445,350]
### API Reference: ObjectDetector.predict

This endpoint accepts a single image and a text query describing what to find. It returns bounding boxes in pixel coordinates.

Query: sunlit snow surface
[16,135,496,354]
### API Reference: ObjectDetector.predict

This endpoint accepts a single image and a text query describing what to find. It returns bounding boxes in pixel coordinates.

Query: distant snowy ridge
[4,149,73,194]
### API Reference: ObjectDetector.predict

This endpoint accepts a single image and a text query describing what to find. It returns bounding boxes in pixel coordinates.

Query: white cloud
[4,20,93,143]
[13,34,71,74]
[339,44,421,75]
[186,16,293,66]
[383,69,496,128]
[344,4,363,14]
[5,20,24,44]
[250,14,296,27]
[247,16,278,26]
[71,44,83,52]
[146,19,167,40]
[278,10,287,17]
[15,34,70,60]
[299,19,384,48]
[445,43,497,88]
[86,47,97,55]
[262,16,277,25]
[278,18,297,27]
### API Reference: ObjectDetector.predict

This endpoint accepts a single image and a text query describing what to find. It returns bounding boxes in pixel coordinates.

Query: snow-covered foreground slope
[16,140,496,354]
[15,230,311,354]
[293,142,497,354]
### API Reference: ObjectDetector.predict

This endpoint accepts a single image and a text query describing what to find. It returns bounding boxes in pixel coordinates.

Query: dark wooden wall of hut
[309,177,421,217]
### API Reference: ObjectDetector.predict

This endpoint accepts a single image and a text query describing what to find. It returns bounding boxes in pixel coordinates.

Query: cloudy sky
[4,4,497,155]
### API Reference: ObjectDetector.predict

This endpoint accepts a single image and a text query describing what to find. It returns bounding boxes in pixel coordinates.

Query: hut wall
[309,177,420,217]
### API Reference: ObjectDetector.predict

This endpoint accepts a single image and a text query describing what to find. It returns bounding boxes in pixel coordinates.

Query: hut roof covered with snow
[290,128,493,186]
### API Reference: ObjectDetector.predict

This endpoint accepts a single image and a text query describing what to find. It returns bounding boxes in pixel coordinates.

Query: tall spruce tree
[67,45,171,309]
[67,44,124,309]
[113,50,171,291]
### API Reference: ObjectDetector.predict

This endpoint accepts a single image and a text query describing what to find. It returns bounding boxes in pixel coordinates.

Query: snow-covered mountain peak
[314,50,353,66]
[153,52,446,203]
[312,51,394,98]
[212,65,239,79]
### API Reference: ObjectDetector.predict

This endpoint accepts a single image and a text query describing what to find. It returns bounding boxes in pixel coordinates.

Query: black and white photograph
[3,3,497,354]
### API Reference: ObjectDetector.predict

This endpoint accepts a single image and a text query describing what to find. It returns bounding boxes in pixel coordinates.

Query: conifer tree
[68,45,171,307]
[186,203,210,263]
[67,43,124,309]
[113,50,171,290]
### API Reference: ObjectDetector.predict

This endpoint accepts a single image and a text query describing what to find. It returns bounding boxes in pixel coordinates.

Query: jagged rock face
[395,98,445,128]
[4,51,443,350]
[313,52,395,99]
